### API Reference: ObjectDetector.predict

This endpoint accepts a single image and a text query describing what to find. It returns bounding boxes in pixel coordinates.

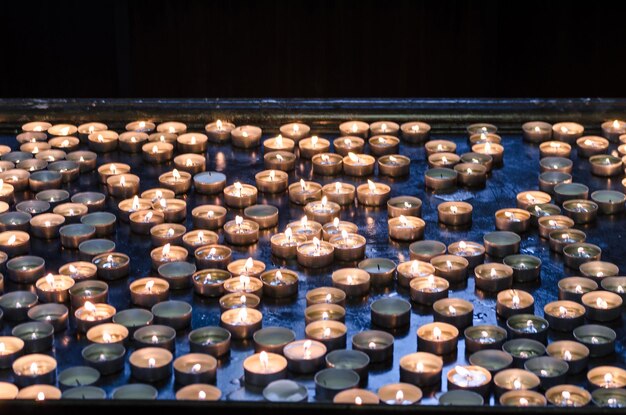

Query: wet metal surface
[0,127,624,404]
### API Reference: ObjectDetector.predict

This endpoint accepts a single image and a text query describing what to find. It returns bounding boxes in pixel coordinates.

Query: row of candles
[0,117,623,406]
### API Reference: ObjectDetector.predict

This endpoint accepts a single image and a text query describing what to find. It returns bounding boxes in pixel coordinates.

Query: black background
[1,0,626,98]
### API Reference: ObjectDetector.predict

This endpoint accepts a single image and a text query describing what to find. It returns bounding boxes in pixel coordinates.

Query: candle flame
[454,365,471,378]
[102,332,112,343]
[351,123,358,133]
[84,301,96,313]
[321,196,328,207]
[596,297,608,309]
[238,307,248,322]
[30,362,39,374]
[411,124,420,132]
[235,215,243,226]
[416,361,424,372]
[448,305,457,315]
[259,351,268,370]
[348,152,359,163]
[433,326,442,340]
[97,134,104,143]
[185,158,193,167]
[190,136,196,145]
[562,391,570,400]
[368,341,376,349]
[559,306,568,317]
[216,120,223,130]
[172,169,181,180]
[144,211,153,222]
[354,396,362,405]
[119,175,126,187]
[395,390,404,402]
[7,234,16,245]
[513,378,522,390]
[303,340,312,359]
[399,215,408,227]
[323,327,331,338]
[293,124,300,133]
[301,215,308,227]
[207,210,214,218]
[300,179,307,191]
[563,350,572,361]
[519,398,529,406]
[490,267,498,278]
[344,138,352,147]
[459,241,467,250]
[322,311,329,320]
[45,273,55,287]
[334,182,342,193]
[284,227,292,241]
[276,153,283,162]
[151,335,159,343]
[148,357,156,368]
[321,154,330,162]
[132,195,140,210]
[512,294,520,308]
[36,392,45,401]
[311,136,318,147]
[244,257,254,272]
[346,274,353,285]
[450,205,458,214]
[613,120,621,129]
[191,363,202,373]
[341,229,349,241]
[269,170,275,181]
[367,179,376,193]
[240,295,247,305]
[389,155,397,163]
[152,145,158,154]
[313,237,321,251]
[276,135,283,147]
[162,243,171,257]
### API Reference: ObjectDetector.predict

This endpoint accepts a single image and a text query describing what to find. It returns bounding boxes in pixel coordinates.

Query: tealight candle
[77,122,107,138]
[12,353,57,387]
[133,324,176,351]
[369,135,400,156]
[321,218,357,241]
[550,122,584,142]
[356,180,391,206]
[357,258,396,286]
[370,297,411,328]
[118,131,149,152]
[522,121,552,143]
[226,257,265,279]
[223,215,260,245]
[592,388,626,408]
[305,320,347,351]
[112,308,154,335]
[304,197,341,224]
[74,301,115,333]
[142,142,174,164]
[157,121,186,134]
[388,215,425,241]
[254,169,289,193]
[297,237,334,268]
[563,242,602,268]
[221,307,263,339]
[97,162,130,184]
[320,182,354,206]
[306,287,346,306]
[283,339,327,374]
[219,292,260,311]
[205,119,235,142]
[517,190,551,209]
[438,201,472,226]
[182,229,218,252]
[87,131,118,153]
[561,199,597,224]
[581,291,622,321]
[399,352,443,387]
[173,353,217,385]
[153,197,187,223]
[244,351,288,387]
[6,255,45,284]
[30,213,64,239]
[54,202,89,223]
[129,347,173,382]
[71,192,106,212]
[260,269,298,298]
[157,169,191,195]
[223,274,264,298]
[352,330,394,362]
[587,366,626,389]
[68,280,109,308]
[577,136,609,158]
[331,268,370,296]
[543,300,585,332]
[270,228,306,259]
[397,259,437,286]
[409,275,449,305]
[496,289,534,318]
[424,167,457,190]
[12,321,54,353]
[431,254,469,284]
[339,121,369,138]
[465,325,508,353]
[304,303,345,325]
[483,231,521,257]
[175,384,221,401]
[86,323,129,345]
[503,254,542,283]
[334,136,365,156]
[93,252,130,280]
[329,231,366,261]
[591,190,626,215]
[546,385,591,407]
[333,388,379,405]
[454,162,487,187]
[417,322,458,355]
[194,244,232,269]
[0,169,29,192]
[400,121,431,143]
[447,365,491,399]
[231,125,262,148]
[540,156,573,175]
[590,154,623,176]
[432,298,473,330]
[474,263,513,292]
[506,314,549,343]
[176,133,207,153]
[342,152,375,176]
[492,369,541,402]
[35,273,74,303]
[558,276,597,303]
[263,151,296,172]
[0,230,30,257]
[279,122,310,141]
[312,153,343,176]
[253,327,296,354]
[150,223,185,247]
[129,278,169,308]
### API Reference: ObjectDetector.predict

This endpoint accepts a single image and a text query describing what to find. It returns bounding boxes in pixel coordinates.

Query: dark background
[1,0,625,98]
